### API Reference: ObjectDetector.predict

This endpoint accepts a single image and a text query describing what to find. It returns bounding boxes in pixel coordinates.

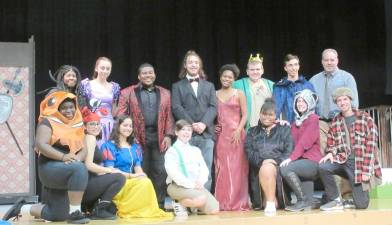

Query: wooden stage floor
[3,199,392,225]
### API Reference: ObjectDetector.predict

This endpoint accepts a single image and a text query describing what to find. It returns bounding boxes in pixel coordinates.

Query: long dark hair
[55,65,82,94]
[38,65,81,95]
[110,115,135,147]
[178,50,207,80]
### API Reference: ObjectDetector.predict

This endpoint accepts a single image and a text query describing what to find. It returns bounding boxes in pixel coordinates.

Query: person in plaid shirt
[318,87,382,211]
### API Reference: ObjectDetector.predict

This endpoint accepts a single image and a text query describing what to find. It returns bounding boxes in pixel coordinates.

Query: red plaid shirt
[326,109,382,184]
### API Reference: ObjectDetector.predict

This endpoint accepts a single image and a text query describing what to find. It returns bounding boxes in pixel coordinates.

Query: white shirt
[164,140,209,188]
[186,74,199,97]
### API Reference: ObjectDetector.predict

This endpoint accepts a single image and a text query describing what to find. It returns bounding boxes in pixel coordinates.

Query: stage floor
[2,199,392,225]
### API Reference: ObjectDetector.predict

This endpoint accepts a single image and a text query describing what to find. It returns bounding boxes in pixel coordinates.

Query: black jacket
[245,123,293,168]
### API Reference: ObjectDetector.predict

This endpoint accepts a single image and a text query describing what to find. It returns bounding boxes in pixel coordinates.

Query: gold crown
[248,53,263,64]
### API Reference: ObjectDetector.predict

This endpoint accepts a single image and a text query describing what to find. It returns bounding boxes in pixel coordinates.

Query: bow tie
[188,77,199,83]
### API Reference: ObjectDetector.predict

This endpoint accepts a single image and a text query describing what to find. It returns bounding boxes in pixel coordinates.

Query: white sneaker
[264,202,276,216]
[172,201,188,217]
[320,200,344,211]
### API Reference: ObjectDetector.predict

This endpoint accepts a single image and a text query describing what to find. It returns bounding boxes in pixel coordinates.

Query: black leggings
[280,159,319,180]
[38,160,88,221]
[82,173,125,208]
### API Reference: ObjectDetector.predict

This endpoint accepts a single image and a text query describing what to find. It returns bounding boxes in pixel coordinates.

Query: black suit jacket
[171,78,217,139]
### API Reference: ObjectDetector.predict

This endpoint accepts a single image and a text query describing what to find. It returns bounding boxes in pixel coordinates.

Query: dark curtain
[385,0,392,95]
[1,0,390,108]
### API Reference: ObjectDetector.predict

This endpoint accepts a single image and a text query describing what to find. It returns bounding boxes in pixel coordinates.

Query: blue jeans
[190,135,214,192]
[38,160,88,221]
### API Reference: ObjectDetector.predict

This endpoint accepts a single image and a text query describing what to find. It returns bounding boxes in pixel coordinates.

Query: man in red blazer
[116,63,174,209]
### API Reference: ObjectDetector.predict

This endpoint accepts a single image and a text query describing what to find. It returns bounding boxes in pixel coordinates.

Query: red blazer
[116,84,174,152]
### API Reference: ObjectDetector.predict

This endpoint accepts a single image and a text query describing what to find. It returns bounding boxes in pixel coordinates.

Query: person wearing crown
[233,53,274,210]
[116,63,174,209]
[233,53,274,130]
[171,50,217,192]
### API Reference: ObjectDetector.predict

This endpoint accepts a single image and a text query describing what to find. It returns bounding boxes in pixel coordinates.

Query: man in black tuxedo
[171,50,217,191]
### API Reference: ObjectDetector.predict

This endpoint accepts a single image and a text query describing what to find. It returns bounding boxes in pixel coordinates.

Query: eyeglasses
[87,122,100,126]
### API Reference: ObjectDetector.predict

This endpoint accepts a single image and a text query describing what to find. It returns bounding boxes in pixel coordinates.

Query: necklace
[126,146,134,173]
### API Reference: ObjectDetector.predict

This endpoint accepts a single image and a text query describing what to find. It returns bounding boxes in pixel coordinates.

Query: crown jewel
[248,53,263,64]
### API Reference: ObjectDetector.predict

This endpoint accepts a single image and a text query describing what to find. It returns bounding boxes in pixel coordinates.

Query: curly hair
[218,64,240,79]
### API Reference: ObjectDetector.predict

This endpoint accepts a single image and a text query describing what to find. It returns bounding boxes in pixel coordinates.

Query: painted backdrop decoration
[0,67,30,194]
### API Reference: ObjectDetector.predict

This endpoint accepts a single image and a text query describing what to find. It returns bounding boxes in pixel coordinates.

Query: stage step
[2,199,391,225]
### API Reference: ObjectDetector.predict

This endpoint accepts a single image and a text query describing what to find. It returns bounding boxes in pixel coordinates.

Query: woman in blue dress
[100,115,172,219]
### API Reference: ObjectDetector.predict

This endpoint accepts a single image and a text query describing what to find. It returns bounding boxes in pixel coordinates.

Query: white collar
[186,74,200,80]
[175,140,191,148]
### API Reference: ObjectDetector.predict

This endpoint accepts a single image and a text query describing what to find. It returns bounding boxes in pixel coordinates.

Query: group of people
[2,48,382,223]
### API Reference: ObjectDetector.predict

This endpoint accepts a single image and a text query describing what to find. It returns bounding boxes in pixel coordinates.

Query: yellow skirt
[113,177,173,219]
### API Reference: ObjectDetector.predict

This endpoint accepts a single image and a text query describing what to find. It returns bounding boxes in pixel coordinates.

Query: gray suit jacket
[171,78,217,139]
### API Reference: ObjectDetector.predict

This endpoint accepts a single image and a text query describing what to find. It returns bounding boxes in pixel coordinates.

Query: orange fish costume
[38,91,84,154]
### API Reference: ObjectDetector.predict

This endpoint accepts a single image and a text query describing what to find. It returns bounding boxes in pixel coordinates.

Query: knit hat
[332,87,353,103]
[293,89,318,126]
[81,106,100,123]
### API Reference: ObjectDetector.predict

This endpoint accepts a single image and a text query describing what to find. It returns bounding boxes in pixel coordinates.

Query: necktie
[323,75,330,118]
[188,77,199,83]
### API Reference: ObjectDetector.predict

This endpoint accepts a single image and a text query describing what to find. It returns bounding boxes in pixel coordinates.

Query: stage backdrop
[0,38,37,203]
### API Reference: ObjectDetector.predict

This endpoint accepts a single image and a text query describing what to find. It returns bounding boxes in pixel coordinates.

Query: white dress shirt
[186,74,199,97]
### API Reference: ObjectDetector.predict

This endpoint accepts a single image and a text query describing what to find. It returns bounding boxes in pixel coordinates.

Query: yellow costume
[113,177,172,219]
[100,141,172,219]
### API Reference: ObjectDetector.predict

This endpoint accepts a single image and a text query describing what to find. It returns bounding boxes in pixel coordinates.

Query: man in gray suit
[171,50,217,191]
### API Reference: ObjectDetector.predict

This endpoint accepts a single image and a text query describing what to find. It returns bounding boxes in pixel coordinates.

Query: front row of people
[3,86,382,223]
[2,90,217,223]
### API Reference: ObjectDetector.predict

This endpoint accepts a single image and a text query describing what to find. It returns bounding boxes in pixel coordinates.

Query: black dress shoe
[2,197,26,221]
[252,206,262,211]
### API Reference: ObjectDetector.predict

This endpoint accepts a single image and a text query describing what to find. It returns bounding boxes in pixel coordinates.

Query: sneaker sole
[90,215,117,220]
[2,197,26,221]
[67,218,91,224]
[320,206,344,211]
[285,206,312,212]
